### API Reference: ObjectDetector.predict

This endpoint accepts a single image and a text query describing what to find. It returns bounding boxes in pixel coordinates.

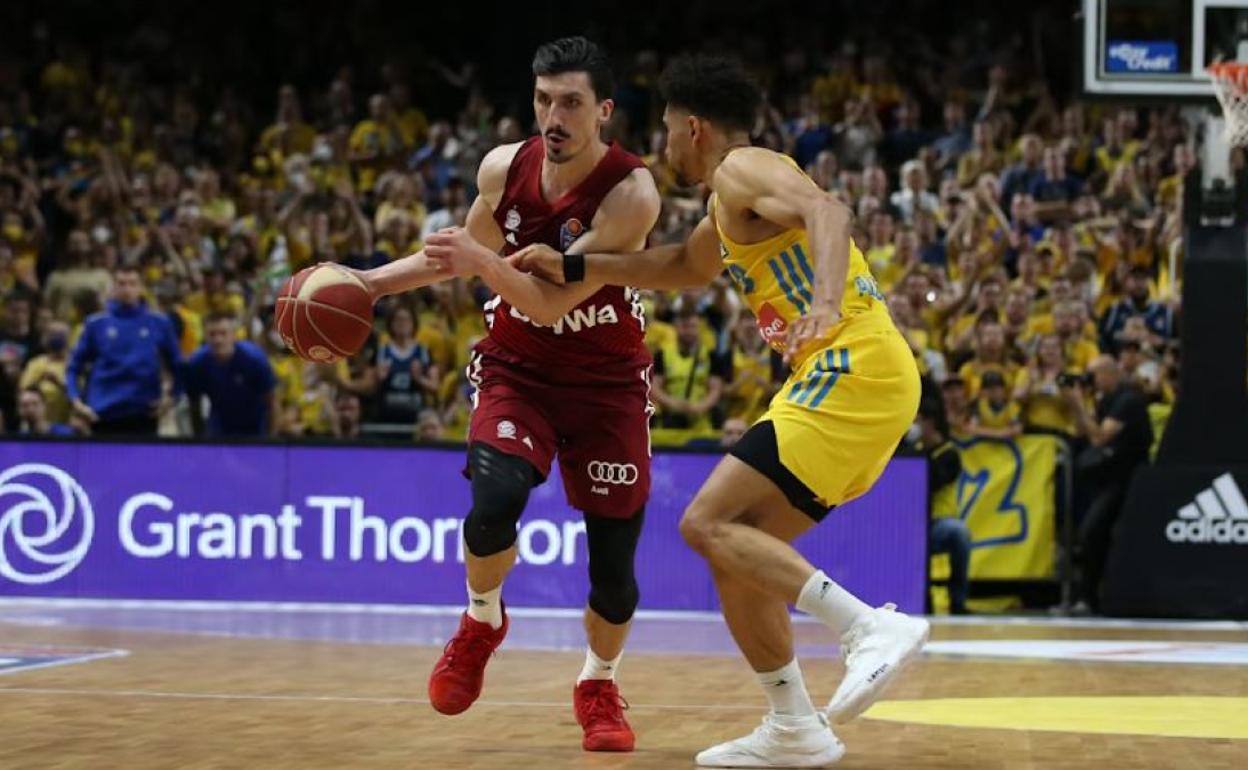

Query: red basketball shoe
[428,608,508,715]
[573,679,635,752]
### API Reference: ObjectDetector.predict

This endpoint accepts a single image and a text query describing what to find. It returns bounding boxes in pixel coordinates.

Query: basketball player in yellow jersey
[438,53,929,767]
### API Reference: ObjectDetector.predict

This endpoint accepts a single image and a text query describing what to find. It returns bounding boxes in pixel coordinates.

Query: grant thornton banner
[0,441,927,613]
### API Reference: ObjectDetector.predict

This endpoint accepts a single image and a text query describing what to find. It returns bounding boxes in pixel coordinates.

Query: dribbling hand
[425,227,491,278]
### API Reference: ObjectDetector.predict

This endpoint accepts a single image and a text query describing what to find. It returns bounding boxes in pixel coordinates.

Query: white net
[1209,63,1248,148]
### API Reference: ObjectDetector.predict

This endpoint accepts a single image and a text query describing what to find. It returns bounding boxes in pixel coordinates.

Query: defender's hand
[508,243,566,285]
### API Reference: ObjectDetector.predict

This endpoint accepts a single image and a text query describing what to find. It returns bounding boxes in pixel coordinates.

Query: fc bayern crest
[559,218,585,249]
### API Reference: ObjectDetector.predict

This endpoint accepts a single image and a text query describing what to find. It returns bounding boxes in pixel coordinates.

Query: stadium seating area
[0,4,1209,445]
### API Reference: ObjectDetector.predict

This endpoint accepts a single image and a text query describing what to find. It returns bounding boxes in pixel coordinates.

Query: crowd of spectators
[0,13,1206,453]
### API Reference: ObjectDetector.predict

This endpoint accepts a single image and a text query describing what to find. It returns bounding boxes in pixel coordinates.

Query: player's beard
[544,130,573,163]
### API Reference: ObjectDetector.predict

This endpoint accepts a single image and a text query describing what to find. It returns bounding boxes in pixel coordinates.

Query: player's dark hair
[659,53,761,133]
[532,37,615,101]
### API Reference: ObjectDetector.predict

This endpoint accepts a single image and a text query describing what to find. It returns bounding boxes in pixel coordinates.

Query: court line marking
[0,649,128,677]
[1,597,1244,631]
[0,685,765,712]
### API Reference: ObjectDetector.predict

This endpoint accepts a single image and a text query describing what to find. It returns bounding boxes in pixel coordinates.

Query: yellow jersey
[712,190,892,367]
[709,152,918,507]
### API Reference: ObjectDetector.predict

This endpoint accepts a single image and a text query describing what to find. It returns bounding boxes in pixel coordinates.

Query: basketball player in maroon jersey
[356,38,660,752]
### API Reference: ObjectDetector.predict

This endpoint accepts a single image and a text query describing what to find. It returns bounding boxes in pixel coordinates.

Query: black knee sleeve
[586,508,644,625]
[463,443,539,557]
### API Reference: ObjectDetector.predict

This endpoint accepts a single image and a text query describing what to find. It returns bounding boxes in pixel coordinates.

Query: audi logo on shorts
[587,461,639,486]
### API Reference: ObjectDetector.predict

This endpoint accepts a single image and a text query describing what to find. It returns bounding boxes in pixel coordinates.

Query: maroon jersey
[478,137,649,376]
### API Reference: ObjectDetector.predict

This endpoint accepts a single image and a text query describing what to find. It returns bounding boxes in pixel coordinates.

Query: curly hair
[658,53,761,133]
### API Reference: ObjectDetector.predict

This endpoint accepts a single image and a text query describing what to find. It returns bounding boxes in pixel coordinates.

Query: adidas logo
[1165,473,1248,545]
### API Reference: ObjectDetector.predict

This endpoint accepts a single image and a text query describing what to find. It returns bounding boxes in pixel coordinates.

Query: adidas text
[1164,473,1248,545]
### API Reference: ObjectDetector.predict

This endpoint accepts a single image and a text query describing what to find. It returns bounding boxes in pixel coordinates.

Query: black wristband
[563,252,586,283]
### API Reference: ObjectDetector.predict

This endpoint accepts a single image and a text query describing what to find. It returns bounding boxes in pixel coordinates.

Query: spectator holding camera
[1065,355,1153,613]
[1014,334,1080,436]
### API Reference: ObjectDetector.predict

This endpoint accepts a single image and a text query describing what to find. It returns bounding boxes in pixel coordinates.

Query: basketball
[274,264,374,363]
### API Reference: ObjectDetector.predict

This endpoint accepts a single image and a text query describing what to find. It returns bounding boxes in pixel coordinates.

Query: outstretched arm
[359,194,503,298]
[358,144,519,298]
[425,166,664,325]
[508,212,724,291]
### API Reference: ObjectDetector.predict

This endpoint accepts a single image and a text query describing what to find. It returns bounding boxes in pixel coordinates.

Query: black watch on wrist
[563,252,586,283]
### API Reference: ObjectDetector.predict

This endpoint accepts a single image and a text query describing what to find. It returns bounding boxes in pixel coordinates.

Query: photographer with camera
[1013,334,1081,436]
[1064,355,1153,614]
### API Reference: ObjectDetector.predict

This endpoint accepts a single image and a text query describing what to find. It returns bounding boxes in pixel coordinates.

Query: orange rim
[1209,62,1248,92]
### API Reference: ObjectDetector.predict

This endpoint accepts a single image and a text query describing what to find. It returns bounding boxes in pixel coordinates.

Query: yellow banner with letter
[953,435,1058,580]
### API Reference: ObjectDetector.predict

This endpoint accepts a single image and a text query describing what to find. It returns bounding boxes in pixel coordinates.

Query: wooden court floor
[1,610,1246,769]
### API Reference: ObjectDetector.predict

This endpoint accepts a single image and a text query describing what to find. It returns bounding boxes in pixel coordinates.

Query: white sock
[466,582,503,629]
[757,659,817,717]
[795,570,871,634]
[577,648,621,683]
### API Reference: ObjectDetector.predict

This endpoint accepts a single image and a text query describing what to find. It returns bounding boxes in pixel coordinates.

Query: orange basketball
[274,264,374,363]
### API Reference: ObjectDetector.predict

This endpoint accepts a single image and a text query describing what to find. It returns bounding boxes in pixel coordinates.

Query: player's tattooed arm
[511,212,722,291]
[714,147,853,360]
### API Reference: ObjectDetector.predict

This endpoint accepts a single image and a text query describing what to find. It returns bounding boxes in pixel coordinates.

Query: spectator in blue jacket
[1099,265,1176,354]
[184,312,278,437]
[66,265,181,435]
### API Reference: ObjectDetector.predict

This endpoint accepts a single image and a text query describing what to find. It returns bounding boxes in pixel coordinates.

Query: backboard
[1083,0,1248,98]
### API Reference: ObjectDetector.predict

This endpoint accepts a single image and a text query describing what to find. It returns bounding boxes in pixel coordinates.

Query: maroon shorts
[466,351,653,519]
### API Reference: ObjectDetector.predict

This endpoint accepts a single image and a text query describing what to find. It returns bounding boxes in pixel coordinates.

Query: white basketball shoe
[826,603,929,724]
[695,712,845,768]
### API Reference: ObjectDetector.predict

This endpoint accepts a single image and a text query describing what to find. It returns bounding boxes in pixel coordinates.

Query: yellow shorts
[761,317,921,507]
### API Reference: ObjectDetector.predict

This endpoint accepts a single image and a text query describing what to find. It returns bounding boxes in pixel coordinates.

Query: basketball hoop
[1208,61,1248,148]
